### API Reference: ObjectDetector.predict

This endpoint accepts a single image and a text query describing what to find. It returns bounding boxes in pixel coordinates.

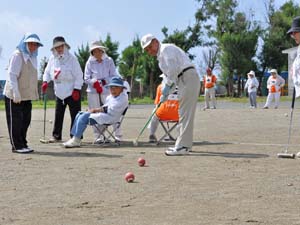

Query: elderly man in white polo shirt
[141,34,200,156]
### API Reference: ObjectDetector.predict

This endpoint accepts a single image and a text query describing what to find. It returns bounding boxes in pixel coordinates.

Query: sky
[0,0,292,80]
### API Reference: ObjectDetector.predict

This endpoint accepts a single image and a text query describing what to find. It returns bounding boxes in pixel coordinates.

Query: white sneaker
[62,137,81,148]
[165,146,190,156]
[13,148,34,154]
[296,152,300,158]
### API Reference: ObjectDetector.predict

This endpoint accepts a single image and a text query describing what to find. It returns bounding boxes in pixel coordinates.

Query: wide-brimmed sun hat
[270,69,278,74]
[89,41,107,54]
[287,16,300,34]
[51,36,70,50]
[247,70,255,76]
[24,33,43,47]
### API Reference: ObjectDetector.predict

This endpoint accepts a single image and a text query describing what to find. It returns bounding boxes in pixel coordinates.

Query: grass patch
[0,95,296,110]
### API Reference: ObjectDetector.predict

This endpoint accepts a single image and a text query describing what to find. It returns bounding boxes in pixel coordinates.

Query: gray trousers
[176,69,200,148]
[249,92,257,107]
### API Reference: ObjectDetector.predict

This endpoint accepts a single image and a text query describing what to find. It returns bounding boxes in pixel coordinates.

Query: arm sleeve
[43,57,52,82]
[213,75,217,83]
[280,77,285,87]
[7,53,23,93]
[266,77,271,89]
[84,59,97,85]
[108,59,117,78]
[254,78,259,88]
[73,57,84,90]
[154,85,162,105]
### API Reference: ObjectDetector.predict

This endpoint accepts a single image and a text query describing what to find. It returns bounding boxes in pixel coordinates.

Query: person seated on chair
[62,76,128,148]
[148,74,179,143]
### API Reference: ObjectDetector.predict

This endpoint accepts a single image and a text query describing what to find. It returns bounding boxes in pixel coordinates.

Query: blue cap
[106,76,126,88]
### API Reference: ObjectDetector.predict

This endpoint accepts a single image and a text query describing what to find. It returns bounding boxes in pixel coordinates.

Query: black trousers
[52,95,81,140]
[5,97,32,150]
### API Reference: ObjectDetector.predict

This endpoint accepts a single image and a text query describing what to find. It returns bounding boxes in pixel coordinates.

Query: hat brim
[90,45,107,54]
[287,27,300,34]
[105,84,126,89]
[24,37,43,47]
[51,42,70,50]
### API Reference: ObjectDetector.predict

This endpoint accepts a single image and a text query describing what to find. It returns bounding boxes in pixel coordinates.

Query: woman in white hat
[62,76,128,148]
[244,70,259,108]
[263,69,285,109]
[42,36,83,142]
[84,41,118,141]
[3,33,43,153]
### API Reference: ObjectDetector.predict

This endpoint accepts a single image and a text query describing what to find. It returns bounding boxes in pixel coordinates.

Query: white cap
[247,70,255,76]
[270,69,278,74]
[141,34,155,49]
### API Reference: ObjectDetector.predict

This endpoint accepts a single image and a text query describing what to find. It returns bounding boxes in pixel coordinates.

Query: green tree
[195,0,261,96]
[75,43,89,72]
[101,33,119,65]
[259,0,300,74]
[119,37,145,97]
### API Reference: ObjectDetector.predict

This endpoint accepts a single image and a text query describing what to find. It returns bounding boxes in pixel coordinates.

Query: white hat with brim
[52,42,70,50]
[270,69,278,74]
[247,70,255,76]
[90,41,107,54]
[141,34,155,49]
[24,37,43,47]
[51,36,70,50]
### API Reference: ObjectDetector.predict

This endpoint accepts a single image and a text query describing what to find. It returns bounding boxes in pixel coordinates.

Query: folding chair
[93,106,128,145]
[156,119,178,145]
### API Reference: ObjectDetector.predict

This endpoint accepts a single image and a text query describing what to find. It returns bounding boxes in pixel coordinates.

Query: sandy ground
[0,100,300,225]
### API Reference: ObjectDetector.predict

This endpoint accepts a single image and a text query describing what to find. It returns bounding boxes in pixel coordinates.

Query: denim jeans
[70,112,97,138]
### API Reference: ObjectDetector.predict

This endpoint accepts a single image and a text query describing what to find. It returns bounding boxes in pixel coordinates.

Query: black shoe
[49,137,62,143]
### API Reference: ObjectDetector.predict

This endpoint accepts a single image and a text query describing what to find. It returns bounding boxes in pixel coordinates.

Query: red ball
[138,157,146,167]
[125,172,135,183]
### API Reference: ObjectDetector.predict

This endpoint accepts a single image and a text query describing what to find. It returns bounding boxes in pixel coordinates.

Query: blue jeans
[70,112,97,138]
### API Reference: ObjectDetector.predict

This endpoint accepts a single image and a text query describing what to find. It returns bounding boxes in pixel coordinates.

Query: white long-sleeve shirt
[84,55,117,95]
[43,51,83,100]
[244,77,259,93]
[89,91,128,125]
[157,43,194,87]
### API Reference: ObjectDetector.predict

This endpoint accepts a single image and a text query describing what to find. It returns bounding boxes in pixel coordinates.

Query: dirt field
[1,101,300,225]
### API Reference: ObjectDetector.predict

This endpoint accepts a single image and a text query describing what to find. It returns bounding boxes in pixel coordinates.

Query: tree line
[40,0,300,98]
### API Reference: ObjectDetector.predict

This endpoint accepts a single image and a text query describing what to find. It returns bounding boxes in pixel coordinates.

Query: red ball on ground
[125,172,135,183]
[138,157,146,167]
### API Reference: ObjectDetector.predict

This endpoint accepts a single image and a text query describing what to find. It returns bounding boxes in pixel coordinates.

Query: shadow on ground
[190,151,269,159]
[33,151,123,158]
